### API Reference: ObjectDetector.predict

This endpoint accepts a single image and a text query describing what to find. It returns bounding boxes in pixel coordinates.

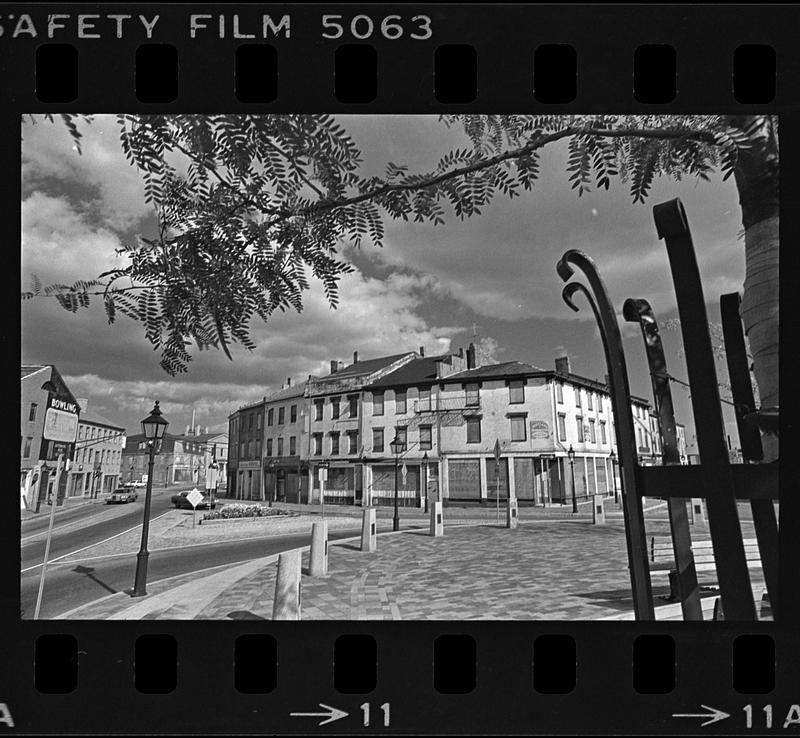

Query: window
[266,439,273,456]
[278,407,285,425]
[395,390,407,414]
[88,449,93,464]
[23,437,32,458]
[509,380,525,404]
[348,395,359,418]
[239,442,245,457]
[257,413,263,429]
[600,421,607,445]
[556,383,564,403]
[248,440,254,458]
[277,438,284,456]
[330,432,340,455]
[372,428,384,453]
[419,425,432,451]
[348,431,359,455]
[255,439,262,457]
[373,392,384,415]
[465,383,480,407]
[268,408,274,426]
[29,403,37,422]
[466,417,481,443]
[589,419,596,443]
[289,436,296,456]
[313,433,323,456]
[576,416,583,441]
[587,392,593,411]
[574,387,582,407]
[331,397,340,419]
[394,426,407,451]
[558,414,567,441]
[510,415,527,442]
[418,387,431,411]
[314,400,324,421]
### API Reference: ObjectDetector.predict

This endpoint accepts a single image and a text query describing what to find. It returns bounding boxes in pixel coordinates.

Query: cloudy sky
[22,115,747,449]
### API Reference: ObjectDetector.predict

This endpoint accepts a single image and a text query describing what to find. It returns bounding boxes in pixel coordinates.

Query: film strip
[7,3,799,735]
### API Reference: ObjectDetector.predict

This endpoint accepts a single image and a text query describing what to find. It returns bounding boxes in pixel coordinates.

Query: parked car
[170,491,217,509]
[106,488,139,504]
[129,480,146,488]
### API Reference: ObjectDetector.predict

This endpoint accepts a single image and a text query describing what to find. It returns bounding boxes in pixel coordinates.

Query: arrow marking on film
[289,703,348,726]
[672,705,730,727]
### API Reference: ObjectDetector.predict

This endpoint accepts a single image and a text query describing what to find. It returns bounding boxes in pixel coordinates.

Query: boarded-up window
[595,457,608,495]
[510,415,527,442]
[586,456,595,495]
[486,458,510,497]
[509,380,525,404]
[466,417,481,443]
[514,458,535,499]
[372,464,419,494]
[448,459,481,499]
[372,428,384,453]
[373,392,384,415]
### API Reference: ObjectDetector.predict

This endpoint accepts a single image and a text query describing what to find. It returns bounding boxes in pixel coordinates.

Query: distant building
[263,378,309,503]
[227,399,266,500]
[123,428,224,488]
[70,398,126,498]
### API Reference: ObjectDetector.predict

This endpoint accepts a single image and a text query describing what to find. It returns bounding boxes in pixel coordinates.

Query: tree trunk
[730,116,779,460]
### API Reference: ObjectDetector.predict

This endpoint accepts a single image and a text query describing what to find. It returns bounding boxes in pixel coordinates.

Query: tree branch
[264,125,719,228]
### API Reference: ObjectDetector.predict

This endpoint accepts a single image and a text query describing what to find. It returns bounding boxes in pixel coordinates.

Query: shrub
[203,504,297,521]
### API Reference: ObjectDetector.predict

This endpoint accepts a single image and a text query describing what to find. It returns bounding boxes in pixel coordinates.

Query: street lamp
[390,435,402,532]
[610,450,618,503]
[132,401,169,597]
[567,444,578,514]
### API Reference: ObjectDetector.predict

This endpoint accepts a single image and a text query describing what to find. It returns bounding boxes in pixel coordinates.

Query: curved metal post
[623,298,702,620]
[558,254,654,620]
[653,198,755,620]
[720,291,779,617]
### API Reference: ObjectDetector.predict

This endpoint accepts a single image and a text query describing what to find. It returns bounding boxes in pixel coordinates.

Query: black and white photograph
[20,113,779,622]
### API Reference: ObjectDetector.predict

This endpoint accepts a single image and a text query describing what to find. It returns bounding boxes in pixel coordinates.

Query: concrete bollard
[309,521,328,576]
[592,495,606,525]
[690,498,707,527]
[273,549,301,620]
[430,501,443,537]
[361,507,377,552]
[506,498,519,529]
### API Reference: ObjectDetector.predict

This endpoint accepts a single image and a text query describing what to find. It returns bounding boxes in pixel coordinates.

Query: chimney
[419,346,425,357]
[466,343,477,370]
[458,347,464,359]
[330,360,338,374]
[555,356,571,376]
[604,374,611,390]
[353,351,359,364]
[287,377,292,387]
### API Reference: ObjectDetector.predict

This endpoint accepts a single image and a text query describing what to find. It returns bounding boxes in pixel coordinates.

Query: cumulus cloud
[22,115,150,231]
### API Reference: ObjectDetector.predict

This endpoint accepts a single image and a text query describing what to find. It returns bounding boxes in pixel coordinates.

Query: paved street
[58,504,769,621]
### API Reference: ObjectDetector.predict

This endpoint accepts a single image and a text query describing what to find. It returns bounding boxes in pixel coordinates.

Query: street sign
[493,439,501,462]
[318,467,328,482]
[186,488,204,508]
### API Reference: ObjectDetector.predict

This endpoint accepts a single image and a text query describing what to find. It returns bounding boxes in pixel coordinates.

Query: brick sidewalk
[62,516,762,621]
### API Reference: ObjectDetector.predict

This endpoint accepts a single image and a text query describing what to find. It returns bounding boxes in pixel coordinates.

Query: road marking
[290,704,348,726]
[672,705,730,727]
[20,511,173,573]
[21,524,368,569]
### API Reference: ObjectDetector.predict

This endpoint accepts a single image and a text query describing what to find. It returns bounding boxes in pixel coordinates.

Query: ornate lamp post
[390,435,402,532]
[132,401,169,597]
[422,451,429,513]
[610,450,618,503]
[568,444,578,514]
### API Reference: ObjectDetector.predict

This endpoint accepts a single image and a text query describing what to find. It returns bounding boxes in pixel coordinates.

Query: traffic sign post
[187,487,204,528]
[33,453,64,620]
[493,440,502,523]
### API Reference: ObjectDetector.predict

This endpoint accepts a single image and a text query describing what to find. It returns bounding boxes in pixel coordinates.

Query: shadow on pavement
[227,610,267,620]
[72,565,119,595]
